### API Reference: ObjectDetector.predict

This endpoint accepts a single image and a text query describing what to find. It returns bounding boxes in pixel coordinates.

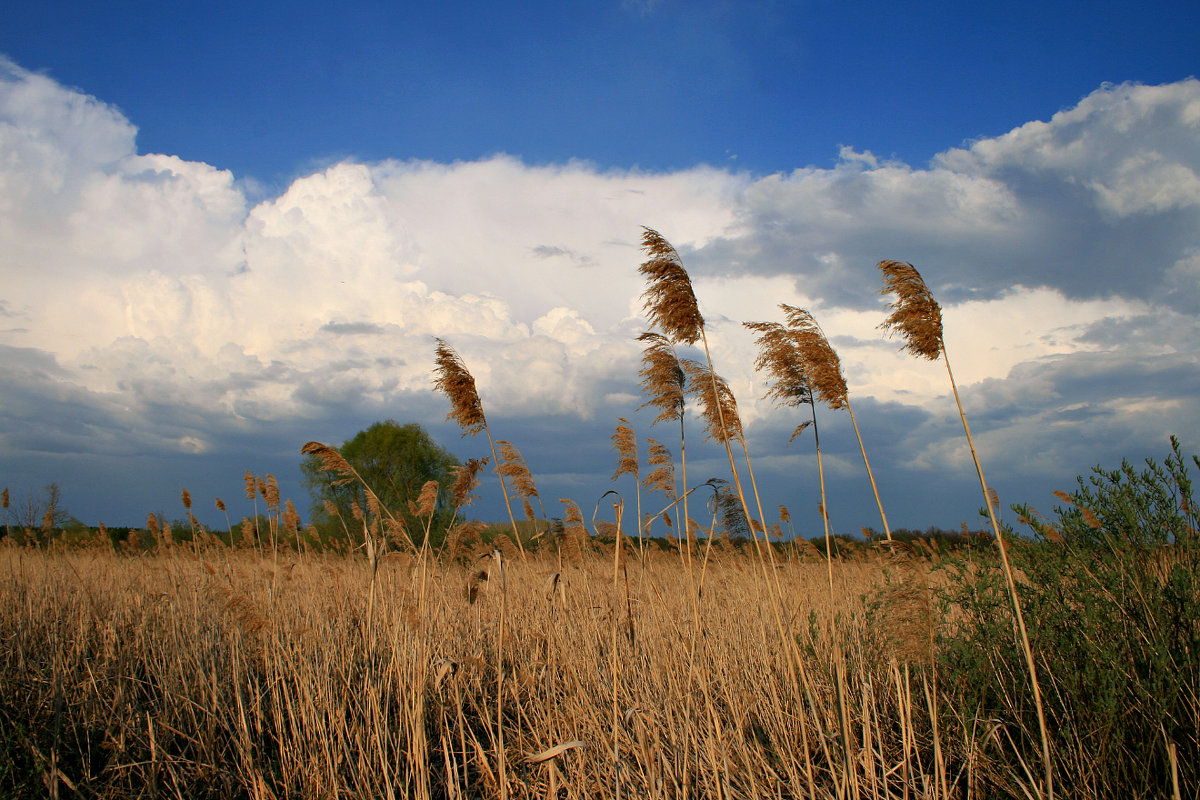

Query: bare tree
[6,482,70,535]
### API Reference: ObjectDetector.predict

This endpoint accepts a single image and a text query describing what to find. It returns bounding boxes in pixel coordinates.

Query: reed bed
[2,543,1007,800]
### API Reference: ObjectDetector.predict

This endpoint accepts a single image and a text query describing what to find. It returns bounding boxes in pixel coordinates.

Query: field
[2,504,1196,799]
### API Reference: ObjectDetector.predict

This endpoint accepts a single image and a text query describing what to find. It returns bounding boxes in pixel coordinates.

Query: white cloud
[1,63,1198,529]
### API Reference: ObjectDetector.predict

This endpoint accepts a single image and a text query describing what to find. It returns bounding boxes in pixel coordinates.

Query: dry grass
[0,543,1010,800]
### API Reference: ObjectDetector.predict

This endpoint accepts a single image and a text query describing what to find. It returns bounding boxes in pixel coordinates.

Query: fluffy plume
[681,358,743,444]
[878,260,944,361]
[637,332,687,426]
[496,441,540,502]
[642,439,676,499]
[611,418,639,481]
[433,338,487,436]
[300,441,356,486]
[181,489,192,511]
[638,227,704,345]
[743,320,812,409]
[450,457,489,508]
[779,304,848,410]
[243,470,256,500]
[416,480,441,518]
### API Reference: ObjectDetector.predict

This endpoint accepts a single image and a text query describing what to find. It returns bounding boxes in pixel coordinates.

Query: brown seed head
[433,339,487,437]
[497,441,539,501]
[2,488,9,509]
[244,470,255,500]
[681,358,743,444]
[611,417,638,480]
[638,227,704,344]
[878,260,944,361]
[284,499,301,532]
[637,332,687,426]
[779,304,848,410]
[263,475,280,510]
[300,441,357,486]
[743,319,813,409]
[416,479,440,518]
[450,457,489,508]
[642,439,676,499]
[215,497,226,512]
[181,488,192,510]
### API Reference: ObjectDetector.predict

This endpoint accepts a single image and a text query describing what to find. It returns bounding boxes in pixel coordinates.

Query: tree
[301,420,460,547]
[3,483,71,543]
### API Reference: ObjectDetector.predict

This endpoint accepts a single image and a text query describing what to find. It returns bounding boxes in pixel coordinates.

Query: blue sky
[1,1,1198,537]
[7,0,1197,181]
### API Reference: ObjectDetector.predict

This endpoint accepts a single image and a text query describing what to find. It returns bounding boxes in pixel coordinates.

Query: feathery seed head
[637,332,687,426]
[497,440,540,500]
[417,479,440,518]
[181,488,192,510]
[638,228,704,344]
[779,304,849,409]
[744,320,813,409]
[433,339,487,437]
[450,457,489,508]
[681,358,743,444]
[642,439,676,499]
[611,418,639,480]
[878,260,943,361]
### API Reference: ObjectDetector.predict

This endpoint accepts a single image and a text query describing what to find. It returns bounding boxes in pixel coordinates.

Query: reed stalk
[433,339,527,560]
[879,258,1052,800]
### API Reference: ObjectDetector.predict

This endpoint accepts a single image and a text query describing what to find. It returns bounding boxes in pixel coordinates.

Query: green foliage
[301,420,460,548]
[938,437,1200,798]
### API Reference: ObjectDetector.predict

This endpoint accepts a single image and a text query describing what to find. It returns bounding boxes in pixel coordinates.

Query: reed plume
[450,457,489,509]
[680,359,743,445]
[637,330,695,566]
[878,260,943,360]
[878,258,1052,799]
[433,339,526,558]
[611,417,645,559]
[744,318,835,591]
[638,227,704,345]
[433,338,487,437]
[642,439,676,499]
[782,304,892,540]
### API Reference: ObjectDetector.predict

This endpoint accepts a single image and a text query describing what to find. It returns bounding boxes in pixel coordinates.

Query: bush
[937,437,1199,798]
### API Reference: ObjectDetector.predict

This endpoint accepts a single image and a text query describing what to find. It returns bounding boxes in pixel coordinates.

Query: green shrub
[938,437,1199,798]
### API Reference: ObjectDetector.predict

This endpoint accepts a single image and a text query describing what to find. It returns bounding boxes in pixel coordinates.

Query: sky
[1,0,1198,539]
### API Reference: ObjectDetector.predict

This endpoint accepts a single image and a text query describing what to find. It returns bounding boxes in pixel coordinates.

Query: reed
[433,338,526,560]
[878,258,1053,800]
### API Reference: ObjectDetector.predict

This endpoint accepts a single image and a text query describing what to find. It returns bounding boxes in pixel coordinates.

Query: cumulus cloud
[1,62,1198,529]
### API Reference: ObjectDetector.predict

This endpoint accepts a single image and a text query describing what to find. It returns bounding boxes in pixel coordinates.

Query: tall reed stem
[942,342,1052,800]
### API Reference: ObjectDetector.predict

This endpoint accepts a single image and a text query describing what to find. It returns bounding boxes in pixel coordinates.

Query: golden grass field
[2,539,1011,800]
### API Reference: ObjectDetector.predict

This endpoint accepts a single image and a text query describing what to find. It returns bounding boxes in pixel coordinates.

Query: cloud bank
[2,58,1198,531]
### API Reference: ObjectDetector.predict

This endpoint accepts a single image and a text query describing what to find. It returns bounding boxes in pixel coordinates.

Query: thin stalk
[942,341,1052,800]
[483,427,526,561]
[846,401,891,540]
[810,403,835,599]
